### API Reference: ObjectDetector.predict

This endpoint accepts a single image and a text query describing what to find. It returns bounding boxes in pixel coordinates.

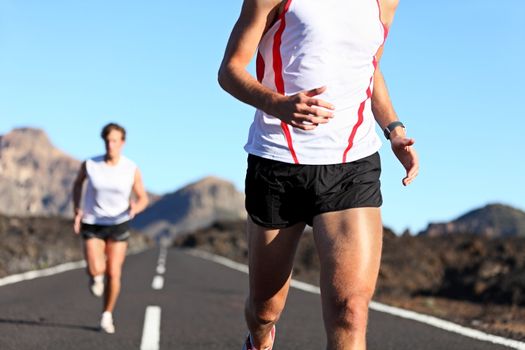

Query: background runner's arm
[72,162,87,215]
[129,168,149,219]
[72,161,87,234]
[218,0,334,130]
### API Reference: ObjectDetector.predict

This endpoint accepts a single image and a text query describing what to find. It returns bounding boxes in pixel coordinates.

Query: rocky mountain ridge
[419,204,525,237]
[131,176,246,240]
[0,128,79,217]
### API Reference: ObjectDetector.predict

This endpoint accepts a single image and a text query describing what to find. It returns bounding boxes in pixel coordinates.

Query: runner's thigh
[313,208,382,298]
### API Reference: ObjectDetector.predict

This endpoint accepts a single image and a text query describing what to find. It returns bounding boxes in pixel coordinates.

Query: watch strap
[383,121,405,140]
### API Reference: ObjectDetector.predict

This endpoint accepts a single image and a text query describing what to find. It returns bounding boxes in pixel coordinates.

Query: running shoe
[89,275,104,297]
[100,311,115,334]
[242,325,276,350]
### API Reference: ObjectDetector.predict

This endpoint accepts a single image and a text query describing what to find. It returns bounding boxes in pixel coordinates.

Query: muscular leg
[313,208,383,350]
[103,240,128,313]
[245,217,306,349]
[84,238,106,277]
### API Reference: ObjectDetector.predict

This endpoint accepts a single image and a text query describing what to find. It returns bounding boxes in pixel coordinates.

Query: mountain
[0,128,80,217]
[419,203,525,237]
[131,176,246,240]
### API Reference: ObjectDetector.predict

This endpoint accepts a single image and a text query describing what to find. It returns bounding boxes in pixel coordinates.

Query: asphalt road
[0,248,517,350]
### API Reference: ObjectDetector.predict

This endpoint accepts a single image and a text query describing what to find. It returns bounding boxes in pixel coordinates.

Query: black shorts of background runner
[245,152,382,228]
[81,221,131,241]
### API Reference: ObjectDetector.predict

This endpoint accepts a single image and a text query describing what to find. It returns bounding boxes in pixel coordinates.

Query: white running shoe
[100,311,115,334]
[90,275,104,297]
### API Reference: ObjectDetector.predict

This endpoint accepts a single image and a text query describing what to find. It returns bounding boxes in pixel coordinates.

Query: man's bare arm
[218,0,334,130]
[72,162,87,234]
[372,0,419,186]
[129,168,149,219]
[372,0,400,132]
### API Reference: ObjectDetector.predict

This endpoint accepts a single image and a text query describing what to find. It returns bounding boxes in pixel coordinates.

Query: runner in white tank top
[72,123,149,334]
[219,1,419,349]
[82,154,137,226]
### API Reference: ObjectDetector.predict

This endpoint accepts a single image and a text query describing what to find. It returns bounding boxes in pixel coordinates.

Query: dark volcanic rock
[0,214,152,278]
[175,220,248,263]
[175,220,525,306]
[378,233,525,305]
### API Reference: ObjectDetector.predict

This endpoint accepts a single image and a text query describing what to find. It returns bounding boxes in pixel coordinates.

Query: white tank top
[82,155,137,225]
[244,0,388,164]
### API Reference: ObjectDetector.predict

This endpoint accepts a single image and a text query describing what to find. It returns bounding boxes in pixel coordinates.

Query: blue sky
[0,1,523,234]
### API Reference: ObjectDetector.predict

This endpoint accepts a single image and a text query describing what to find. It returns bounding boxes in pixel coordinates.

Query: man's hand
[129,201,137,219]
[73,209,83,234]
[271,86,335,130]
[390,136,419,186]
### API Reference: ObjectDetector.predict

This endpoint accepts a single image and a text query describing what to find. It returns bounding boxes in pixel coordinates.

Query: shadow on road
[0,318,100,332]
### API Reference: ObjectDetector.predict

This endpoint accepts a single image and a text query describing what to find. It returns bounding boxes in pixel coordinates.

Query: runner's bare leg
[103,240,128,312]
[245,217,306,349]
[313,208,383,350]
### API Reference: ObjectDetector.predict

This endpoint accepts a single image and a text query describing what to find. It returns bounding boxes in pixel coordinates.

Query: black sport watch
[383,121,405,140]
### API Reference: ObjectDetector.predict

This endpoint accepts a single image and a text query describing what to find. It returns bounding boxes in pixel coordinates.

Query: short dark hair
[101,123,126,141]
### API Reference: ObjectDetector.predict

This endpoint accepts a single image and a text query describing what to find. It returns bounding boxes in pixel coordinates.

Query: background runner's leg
[103,240,128,312]
[84,238,106,277]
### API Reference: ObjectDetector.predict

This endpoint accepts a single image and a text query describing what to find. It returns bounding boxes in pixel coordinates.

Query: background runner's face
[104,130,125,159]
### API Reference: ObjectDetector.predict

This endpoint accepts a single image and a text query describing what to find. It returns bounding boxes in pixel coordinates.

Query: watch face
[384,122,404,140]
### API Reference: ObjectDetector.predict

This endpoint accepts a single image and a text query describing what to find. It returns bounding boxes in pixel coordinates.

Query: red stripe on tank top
[256,51,265,83]
[272,0,299,164]
[343,1,386,163]
[342,57,378,163]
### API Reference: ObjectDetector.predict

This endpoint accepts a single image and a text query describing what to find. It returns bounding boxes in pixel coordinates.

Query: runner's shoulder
[379,0,399,28]
[118,155,137,170]
[381,0,399,12]
[247,0,282,12]
[84,155,104,167]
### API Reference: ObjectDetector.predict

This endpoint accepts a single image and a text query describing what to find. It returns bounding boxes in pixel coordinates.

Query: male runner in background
[72,123,149,333]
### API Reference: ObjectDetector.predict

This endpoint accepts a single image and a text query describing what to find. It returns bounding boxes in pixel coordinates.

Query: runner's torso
[82,155,136,225]
[245,0,388,164]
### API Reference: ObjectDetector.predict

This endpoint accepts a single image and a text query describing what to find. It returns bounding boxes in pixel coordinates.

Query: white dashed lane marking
[152,275,164,290]
[151,245,168,291]
[156,265,166,275]
[142,246,168,349]
[140,306,161,350]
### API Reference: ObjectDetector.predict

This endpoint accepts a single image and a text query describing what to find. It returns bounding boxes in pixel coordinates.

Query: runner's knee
[105,266,122,280]
[248,297,284,326]
[326,293,371,332]
[88,264,105,277]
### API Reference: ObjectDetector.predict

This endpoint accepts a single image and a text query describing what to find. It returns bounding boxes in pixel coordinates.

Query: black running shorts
[81,221,130,242]
[245,152,382,228]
